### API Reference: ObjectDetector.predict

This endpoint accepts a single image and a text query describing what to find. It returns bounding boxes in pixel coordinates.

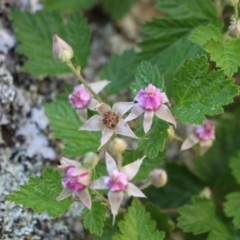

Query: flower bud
[52,34,73,62]
[167,126,175,140]
[225,0,239,6]
[83,152,99,169]
[110,138,127,155]
[229,19,240,38]
[149,169,168,188]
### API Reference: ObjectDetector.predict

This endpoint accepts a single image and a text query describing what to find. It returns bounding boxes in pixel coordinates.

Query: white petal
[121,157,144,180]
[88,99,99,111]
[76,187,92,209]
[143,110,154,133]
[58,157,81,172]
[124,104,144,122]
[90,176,109,189]
[106,152,118,174]
[108,191,124,216]
[155,104,176,127]
[89,80,110,94]
[112,102,134,117]
[76,108,87,122]
[80,115,104,131]
[199,139,213,155]
[181,134,199,151]
[115,119,138,139]
[96,103,111,115]
[161,92,169,104]
[99,127,114,149]
[125,183,146,198]
[56,187,73,201]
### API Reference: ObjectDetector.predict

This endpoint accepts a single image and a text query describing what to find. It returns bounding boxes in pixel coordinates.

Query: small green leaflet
[173,55,239,124]
[131,61,165,94]
[112,199,165,240]
[99,49,135,95]
[8,168,72,217]
[123,149,165,181]
[81,201,107,236]
[177,197,235,239]
[190,24,240,77]
[11,10,91,76]
[45,92,100,157]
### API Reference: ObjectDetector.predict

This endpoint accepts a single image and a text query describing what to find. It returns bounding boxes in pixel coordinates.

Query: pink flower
[181,120,215,155]
[69,80,109,122]
[80,102,137,149]
[125,84,176,133]
[90,153,146,220]
[56,157,92,209]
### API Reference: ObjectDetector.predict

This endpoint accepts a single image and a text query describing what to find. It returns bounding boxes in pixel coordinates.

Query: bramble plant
[7,0,240,239]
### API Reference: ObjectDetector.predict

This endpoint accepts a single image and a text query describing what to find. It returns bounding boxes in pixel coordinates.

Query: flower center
[194,120,215,141]
[106,169,128,192]
[102,111,119,128]
[69,87,91,109]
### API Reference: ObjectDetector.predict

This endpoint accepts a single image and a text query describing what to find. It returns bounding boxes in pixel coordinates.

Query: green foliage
[131,61,165,94]
[136,118,168,159]
[224,192,240,229]
[43,0,96,11]
[11,10,91,76]
[135,0,222,76]
[123,149,166,181]
[99,49,135,95]
[177,197,235,239]
[112,199,165,240]
[173,55,239,124]
[8,168,72,217]
[45,93,100,157]
[102,0,136,20]
[229,151,240,184]
[143,163,205,209]
[190,24,240,77]
[82,201,107,236]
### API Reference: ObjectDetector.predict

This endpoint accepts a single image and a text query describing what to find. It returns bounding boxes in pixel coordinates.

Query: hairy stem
[234,3,239,20]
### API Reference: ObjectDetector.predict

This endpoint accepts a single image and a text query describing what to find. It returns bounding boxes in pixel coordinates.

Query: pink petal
[96,103,111,115]
[76,187,92,209]
[124,104,144,122]
[181,134,199,151]
[90,176,109,189]
[121,157,144,180]
[155,104,176,127]
[108,190,124,217]
[56,187,73,201]
[161,92,169,104]
[125,183,146,198]
[112,102,134,117]
[199,139,213,155]
[58,157,81,172]
[89,80,110,94]
[143,110,154,133]
[76,108,87,122]
[88,99,99,111]
[115,119,138,139]
[106,152,118,174]
[99,127,115,149]
[80,115,104,131]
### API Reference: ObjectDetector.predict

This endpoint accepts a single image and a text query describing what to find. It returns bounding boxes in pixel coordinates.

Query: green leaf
[229,151,240,184]
[177,197,234,239]
[43,0,96,11]
[112,199,165,240]
[8,168,72,217]
[11,10,91,76]
[136,118,168,159]
[81,201,107,236]
[123,149,166,181]
[134,0,222,76]
[173,55,239,124]
[224,192,240,229]
[102,0,136,20]
[45,93,100,157]
[131,61,164,94]
[99,49,135,95]
[143,163,205,209]
[190,24,240,77]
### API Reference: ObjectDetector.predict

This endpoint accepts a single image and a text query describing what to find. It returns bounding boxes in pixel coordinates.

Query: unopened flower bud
[229,19,240,38]
[83,152,99,169]
[149,169,168,188]
[52,34,73,62]
[110,138,127,155]
[167,126,175,140]
[225,0,239,6]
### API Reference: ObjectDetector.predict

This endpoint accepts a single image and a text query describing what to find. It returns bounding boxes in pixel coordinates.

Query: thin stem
[91,189,109,204]
[139,180,152,190]
[215,0,223,17]
[66,61,102,102]
[173,135,183,142]
[234,3,239,20]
